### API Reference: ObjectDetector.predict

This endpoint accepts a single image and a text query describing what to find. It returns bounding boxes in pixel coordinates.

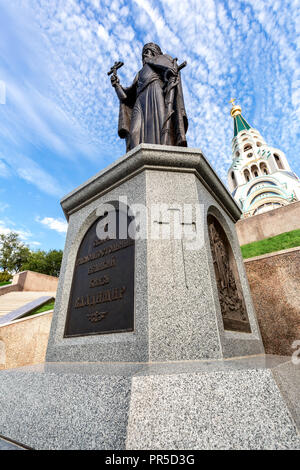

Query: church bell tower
[227,99,300,217]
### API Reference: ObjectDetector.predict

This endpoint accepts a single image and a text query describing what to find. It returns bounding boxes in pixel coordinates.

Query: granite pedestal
[0,356,299,449]
[47,144,264,363]
[0,145,299,450]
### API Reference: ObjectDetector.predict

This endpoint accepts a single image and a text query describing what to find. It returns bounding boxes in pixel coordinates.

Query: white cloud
[15,229,33,241]
[0,203,9,213]
[0,0,299,193]
[37,217,68,234]
[0,160,10,178]
[0,220,32,241]
[0,222,11,236]
[13,154,64,197]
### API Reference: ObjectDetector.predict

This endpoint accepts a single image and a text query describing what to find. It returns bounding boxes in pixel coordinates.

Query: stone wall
[13,271,59,292]
[244,247,300,356]
[0,312,53,370]
[0,283,21,296]
[236,201,300,245]
[0,271,59,297]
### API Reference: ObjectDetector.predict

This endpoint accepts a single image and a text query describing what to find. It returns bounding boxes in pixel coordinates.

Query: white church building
[227,100,300,218]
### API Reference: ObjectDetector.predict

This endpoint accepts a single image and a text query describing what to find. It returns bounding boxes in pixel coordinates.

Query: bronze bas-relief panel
[208,214,251,333]
[64,210,135,337]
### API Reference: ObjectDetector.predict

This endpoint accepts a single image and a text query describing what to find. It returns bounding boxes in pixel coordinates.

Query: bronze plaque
[64,206,135,337]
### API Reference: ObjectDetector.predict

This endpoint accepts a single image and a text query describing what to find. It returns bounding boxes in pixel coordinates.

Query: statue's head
[142,43,162,64]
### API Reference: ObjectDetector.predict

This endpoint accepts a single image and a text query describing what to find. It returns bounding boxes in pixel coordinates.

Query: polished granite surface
[1,355,299,450]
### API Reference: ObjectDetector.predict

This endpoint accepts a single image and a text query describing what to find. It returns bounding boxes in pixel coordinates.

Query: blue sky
[0,0,299,251]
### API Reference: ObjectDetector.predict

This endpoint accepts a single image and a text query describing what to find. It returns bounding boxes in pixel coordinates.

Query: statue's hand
[164,67,178,83]
[111,74,120,88]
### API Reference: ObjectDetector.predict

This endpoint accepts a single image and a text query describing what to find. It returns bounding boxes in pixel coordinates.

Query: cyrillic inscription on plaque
[64,204,135,337]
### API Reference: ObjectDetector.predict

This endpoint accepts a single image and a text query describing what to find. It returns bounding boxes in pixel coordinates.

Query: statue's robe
[117,54,188,151]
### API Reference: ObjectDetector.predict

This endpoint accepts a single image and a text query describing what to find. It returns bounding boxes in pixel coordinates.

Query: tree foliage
[0,232,62,276]
[0,232,31,273]
[22,249,63,277]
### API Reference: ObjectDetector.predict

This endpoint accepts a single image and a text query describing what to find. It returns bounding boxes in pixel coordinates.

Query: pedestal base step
[0,355,299,450]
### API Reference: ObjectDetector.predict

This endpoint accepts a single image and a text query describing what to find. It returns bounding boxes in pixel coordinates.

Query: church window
[274,154,284,169]
[247,153,253,158]
[260,162,269,175]
[256,142,262,147]
[244,169,251,182]
[251,165,259,178]
[231,171,237,188]
[244,144,252,152]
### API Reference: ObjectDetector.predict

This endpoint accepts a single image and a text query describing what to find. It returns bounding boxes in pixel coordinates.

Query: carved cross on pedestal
[152,206,198,289]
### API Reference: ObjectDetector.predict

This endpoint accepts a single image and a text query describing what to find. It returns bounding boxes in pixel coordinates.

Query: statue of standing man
[109,43,188,151]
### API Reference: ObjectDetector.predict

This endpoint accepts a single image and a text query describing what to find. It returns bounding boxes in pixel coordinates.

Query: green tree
[21,250,48,274]
[0,232,63,276]
[21,249,63,277]
[0,232,31,273]
[45,249,63,277]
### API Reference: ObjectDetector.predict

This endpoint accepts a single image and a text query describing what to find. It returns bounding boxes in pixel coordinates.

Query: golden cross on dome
[229,98,242,118]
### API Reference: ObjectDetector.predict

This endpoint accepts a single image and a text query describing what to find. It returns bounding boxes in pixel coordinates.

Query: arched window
[260,162,269,175]
[235,151,240,157]
[244,169,251,182]
[242,138,248,142]
[274,154,284,169]
[231,171,237,188]
[247,152,253,158]
[244,144,252,152]
[251,165,259,178]
[256,142,262,147]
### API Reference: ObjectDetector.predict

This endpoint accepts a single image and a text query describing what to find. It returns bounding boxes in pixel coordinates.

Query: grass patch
[0,281,11,286]
[241,229,300,259]
[22,299,55,318]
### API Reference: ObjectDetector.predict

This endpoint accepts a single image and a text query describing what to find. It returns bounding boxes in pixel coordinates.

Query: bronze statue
[108,43,188,151]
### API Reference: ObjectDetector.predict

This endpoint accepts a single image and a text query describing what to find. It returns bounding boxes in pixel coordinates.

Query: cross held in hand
[107,61,124,76]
